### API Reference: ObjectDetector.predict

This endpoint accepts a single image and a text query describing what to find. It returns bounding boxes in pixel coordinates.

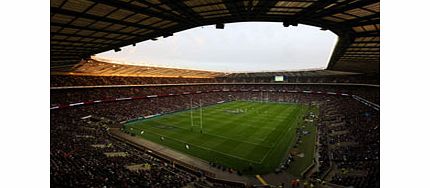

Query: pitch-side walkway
[109,128,258,185]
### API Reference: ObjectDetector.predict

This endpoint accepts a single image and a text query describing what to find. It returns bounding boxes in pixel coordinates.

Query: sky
[95,22,338,73]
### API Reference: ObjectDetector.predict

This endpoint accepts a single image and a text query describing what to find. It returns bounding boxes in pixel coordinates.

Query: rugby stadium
[51,0,380,187]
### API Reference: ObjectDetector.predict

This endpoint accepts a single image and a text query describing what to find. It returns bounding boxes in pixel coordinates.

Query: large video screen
[274,76,284,82]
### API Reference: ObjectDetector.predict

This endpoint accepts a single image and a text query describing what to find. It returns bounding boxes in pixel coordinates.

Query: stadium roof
[51,58,361,78]
[51,59,225,78]
[51,0,379,73]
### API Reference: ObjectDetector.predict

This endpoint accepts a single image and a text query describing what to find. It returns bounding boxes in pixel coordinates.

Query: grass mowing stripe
[145,116,271,148]
[255,106,306,173]
[128,126,262,163]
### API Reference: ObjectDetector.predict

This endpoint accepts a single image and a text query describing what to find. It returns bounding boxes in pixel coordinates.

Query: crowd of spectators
[51,81,379,187]
[309,97,379,188]
[51,73,379,88]
[51,84,379,107]
[51,75,217,87]
[219,74,379,85]
[51,108,200,187]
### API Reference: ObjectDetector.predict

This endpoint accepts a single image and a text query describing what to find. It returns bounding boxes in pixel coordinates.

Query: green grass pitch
[124,100,313,175]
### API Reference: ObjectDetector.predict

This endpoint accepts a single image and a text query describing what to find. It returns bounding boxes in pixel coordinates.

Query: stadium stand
[51,109,199,187]
[51,59,379,87]
[311,97,379,187]
[50,74,218,87]
[51,84,379,106]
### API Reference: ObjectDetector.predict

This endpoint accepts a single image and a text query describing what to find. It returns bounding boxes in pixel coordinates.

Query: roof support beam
[251,1,278,17]
[223,0,245,20]
[133,0,194,22]
[51,32,123,41]
[51,45,96,49]
[159,0,202,26]
[353,31,380,37]
[51,22,143,37]
[352,41,379,44]
[51,41,107,48]
[342,13,379,25]
[345,19,380,27]
[51,45,98,51]
[51,7,159,31]
[294,0,337,20]
[51,48,88,52]
[346,49,380,52]
[51,52,87,56]
[89,0,183,22]
[50,56,83,61]
[51,38,116,46]
[311,0,378,18]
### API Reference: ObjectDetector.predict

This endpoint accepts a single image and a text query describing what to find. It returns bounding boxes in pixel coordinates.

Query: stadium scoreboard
[274,75,285,82]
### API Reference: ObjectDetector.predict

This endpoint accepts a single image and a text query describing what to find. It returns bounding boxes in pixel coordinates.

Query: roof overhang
[51,0,379,74]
